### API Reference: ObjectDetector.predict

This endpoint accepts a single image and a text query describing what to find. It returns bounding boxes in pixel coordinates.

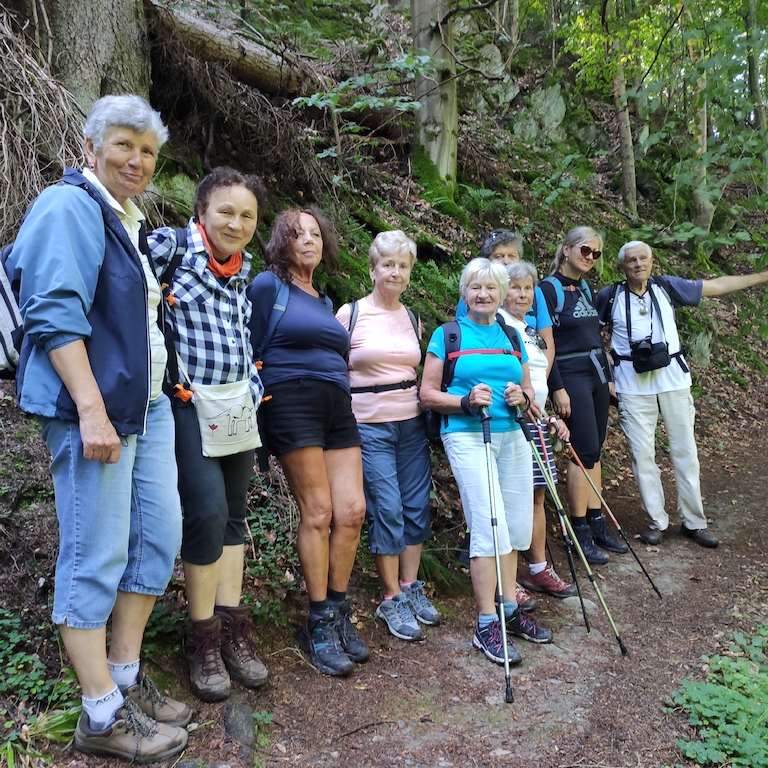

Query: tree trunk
[144,0,314,96]
[411,0,458,195]
[42,0,150,111]
[613,61,637,217]
[745,0,766,136]
[681,9,715,236]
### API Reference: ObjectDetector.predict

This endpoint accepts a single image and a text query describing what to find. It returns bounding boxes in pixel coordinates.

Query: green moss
[152,173,196,217]
[412,144,471,229]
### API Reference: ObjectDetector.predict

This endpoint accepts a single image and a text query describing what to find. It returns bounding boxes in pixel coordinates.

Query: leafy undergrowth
[669,625,768,767]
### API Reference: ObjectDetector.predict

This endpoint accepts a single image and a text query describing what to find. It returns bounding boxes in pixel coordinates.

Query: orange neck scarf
[195,222,243,279]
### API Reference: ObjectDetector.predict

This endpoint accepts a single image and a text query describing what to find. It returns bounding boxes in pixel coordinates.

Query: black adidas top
[540,272,605,391]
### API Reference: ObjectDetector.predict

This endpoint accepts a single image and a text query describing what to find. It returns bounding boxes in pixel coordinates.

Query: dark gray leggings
[172,400,255,565]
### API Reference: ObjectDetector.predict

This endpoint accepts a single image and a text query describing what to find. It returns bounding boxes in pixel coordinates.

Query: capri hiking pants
[357,414,432,556]
[443,429,533,559]
[43,395,182,629]
[173,399,255,565]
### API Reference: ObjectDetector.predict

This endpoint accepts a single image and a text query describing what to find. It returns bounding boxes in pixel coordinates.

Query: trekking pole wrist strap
[460,393,476,416]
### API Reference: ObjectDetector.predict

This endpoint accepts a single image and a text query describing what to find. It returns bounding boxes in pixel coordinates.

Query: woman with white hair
[541,226,625,564]
[421,258,553,667]
[337,230,438,642]
[499,261,575,599]
[6,95,190,761]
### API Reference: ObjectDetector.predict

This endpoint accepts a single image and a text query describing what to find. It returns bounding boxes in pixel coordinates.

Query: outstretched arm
[701,271,768,297]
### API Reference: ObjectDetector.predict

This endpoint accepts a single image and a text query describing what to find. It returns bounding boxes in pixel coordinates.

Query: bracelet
[460,394,475,416]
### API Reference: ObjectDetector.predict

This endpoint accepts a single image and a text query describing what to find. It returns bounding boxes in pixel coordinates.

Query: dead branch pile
[148,10,333,201]
[0,11,83,243]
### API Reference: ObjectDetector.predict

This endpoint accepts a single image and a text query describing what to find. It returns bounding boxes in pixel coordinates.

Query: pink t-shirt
[336,297,422,424]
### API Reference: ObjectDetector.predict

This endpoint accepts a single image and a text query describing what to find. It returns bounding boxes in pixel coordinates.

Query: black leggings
[559,358,609,469]
[173,399,255,565]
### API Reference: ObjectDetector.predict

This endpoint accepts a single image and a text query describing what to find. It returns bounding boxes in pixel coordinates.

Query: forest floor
[2,350,768,768]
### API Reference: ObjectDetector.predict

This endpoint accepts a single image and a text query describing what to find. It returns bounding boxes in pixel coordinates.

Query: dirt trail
[238,446,767,768]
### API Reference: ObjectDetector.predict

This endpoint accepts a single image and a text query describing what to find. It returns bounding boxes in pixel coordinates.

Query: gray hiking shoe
[375,593,423,641]
[124,671,193,726]
[74,699,188,763]
[402,580,441,625]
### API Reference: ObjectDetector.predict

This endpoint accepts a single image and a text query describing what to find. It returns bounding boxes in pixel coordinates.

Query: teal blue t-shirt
[427,317,528,434]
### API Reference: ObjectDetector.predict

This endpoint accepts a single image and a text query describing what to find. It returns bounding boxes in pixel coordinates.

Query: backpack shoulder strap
[494,312,523,357]
[440,321,461,391]
[542,275,566,325]
[405,307,420,340]
[346,301,359,337]
[602,281,623,330]
[254,273,289,361]
[159,227,189,299]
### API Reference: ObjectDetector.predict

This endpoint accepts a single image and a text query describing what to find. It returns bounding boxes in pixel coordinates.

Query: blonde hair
[459,258,509,300]
[368,230,417,269]
[550,226,603,274]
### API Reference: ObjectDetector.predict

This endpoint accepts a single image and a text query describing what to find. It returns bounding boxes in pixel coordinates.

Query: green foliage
[245,473,303,625]
[0,609,80,764]
[669,625,768,766]
[412,145,471,228]
[142,602,186,656]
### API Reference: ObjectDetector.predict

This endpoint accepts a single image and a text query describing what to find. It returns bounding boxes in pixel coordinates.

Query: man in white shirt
[596,240,768,548]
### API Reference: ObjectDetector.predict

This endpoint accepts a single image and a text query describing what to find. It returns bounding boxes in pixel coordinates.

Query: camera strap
[611,282,689,372]
[625,282,666,344]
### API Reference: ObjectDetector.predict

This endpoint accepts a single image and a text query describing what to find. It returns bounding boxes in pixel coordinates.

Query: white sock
[108,658,140,690]
[529,561,547,576]
[83,686,124,731]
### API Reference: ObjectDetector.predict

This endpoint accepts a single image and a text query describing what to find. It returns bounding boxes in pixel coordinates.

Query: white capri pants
[443,429,534,559]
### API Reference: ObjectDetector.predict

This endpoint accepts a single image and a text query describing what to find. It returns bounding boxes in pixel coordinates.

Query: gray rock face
[513,84,567,143]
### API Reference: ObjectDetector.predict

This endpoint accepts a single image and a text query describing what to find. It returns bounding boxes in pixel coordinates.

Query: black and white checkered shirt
[148,222,263,404]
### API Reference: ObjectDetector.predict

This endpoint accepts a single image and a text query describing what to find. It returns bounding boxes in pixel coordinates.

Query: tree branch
[440,0,500,26]
[639,5,684,86]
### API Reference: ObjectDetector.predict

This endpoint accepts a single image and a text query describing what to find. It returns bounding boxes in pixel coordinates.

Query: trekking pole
[515,410,629,656]
[518,415,589,632]
[479,407,514,704]
[564,437,662,600]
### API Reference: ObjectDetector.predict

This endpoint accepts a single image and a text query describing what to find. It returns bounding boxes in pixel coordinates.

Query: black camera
[629,337,671,373]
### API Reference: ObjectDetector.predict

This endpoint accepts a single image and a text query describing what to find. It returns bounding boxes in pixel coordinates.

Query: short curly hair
[264,206,340,284]
[479,229,524,260]
[194,166,266,222]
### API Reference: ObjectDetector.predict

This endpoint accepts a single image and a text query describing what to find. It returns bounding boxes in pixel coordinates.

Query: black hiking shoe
[472,619,521,666]
[506,608,553,644]
[297,608,354,677]
[334,599,370,662]
[588,514,628,553]
[572,521,609,565]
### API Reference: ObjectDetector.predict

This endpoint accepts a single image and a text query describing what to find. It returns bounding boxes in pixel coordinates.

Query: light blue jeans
[42,395,182,629]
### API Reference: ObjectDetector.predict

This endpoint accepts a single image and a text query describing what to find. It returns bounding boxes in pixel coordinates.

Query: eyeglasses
[525,325,547,350]
[580,244,602,260]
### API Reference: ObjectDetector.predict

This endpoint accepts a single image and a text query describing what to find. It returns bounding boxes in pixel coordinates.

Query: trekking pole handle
[514,407,533,441]
[479,406,492,443]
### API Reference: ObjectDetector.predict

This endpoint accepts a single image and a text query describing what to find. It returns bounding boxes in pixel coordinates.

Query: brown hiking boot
[183,614,231,702]
[124,670,193,727]
[215,605,268,688]
[75,699,188,763]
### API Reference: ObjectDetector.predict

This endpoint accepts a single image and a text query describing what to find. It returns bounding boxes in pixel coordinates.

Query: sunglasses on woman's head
[579,244,602,259]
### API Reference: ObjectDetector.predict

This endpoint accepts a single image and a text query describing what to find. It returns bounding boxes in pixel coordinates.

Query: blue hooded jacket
[7,168,154,434]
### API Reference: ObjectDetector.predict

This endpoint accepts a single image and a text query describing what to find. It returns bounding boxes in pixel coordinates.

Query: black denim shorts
[258,377,362,457]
